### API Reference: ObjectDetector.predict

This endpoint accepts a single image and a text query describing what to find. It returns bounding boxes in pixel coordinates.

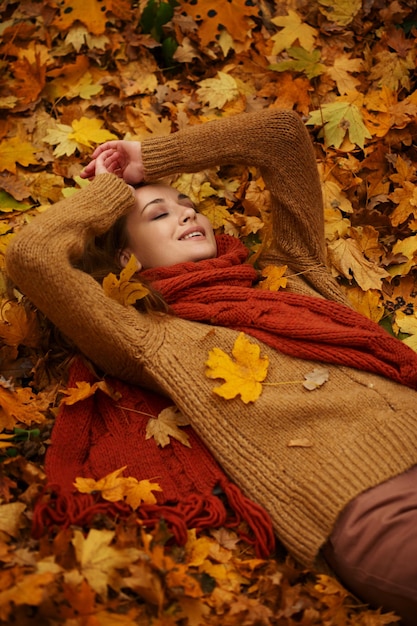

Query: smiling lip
[179,226,206,240]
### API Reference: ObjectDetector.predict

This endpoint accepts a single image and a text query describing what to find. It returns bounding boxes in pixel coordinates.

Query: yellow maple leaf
[145,406,191,448]
[271,10,317,55]
[205,333,269,403]
[72,528,140,598]
[74,466,162,510]
[59,380,121,406]
[199,199,231,230]
[102,254,149,306]
[69,117,117,148]
[0,137,38,174]
[346,287,384,323]
[258,265,288,291]
[197,72,239,110]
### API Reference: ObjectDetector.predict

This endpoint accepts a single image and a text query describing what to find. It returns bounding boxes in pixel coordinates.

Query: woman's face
[120,184,217,270]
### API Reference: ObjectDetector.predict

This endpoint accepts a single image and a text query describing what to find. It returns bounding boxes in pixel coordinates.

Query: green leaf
[307,100,372,149]
[0,191,32,213]
[269,46,325,80]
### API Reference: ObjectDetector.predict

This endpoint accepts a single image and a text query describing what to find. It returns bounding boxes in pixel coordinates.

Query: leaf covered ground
[0,0,416,623]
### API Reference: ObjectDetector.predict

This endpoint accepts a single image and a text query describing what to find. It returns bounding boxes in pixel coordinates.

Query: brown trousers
[323,465,417,625]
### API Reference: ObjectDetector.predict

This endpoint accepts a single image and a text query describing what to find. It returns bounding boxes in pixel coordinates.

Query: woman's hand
[80,140,145,185]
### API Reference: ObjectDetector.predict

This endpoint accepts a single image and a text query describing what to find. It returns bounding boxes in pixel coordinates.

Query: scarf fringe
[31,481,275,558]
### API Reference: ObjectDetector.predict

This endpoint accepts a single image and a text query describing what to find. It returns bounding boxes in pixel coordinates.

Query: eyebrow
[141,193,193,214]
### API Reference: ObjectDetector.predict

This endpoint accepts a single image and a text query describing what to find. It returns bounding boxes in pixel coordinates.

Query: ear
[119,248,142,271]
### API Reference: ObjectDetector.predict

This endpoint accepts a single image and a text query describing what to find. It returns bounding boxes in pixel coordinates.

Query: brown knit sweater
[6,109,417,566]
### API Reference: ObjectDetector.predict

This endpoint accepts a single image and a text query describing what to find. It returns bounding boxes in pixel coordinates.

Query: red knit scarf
[33,359,275,557]
[141,234,417,389]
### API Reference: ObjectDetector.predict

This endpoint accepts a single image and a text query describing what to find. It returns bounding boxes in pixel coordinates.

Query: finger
[90,141,118,159]
[80,161,96,178]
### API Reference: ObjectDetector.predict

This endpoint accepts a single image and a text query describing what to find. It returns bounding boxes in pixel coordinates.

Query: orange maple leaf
[59,380,122,406]
[258,265,288,291]
[180,0,260,47]
[52,0,133,36]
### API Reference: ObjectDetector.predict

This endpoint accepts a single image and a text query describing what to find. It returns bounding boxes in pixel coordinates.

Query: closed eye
[152,212,168,220]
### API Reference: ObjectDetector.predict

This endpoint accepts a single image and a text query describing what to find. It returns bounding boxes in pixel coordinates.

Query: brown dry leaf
[145,406,191,448]
[0,502,26,537]
[0,570,56,622]
[59,379,122,406]
[205,333,269,403]
[0,300,41,348]
[328,238,390,291]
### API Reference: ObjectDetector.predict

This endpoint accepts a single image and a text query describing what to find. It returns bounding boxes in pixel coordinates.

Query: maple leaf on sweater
[145,406,191,448]
[205,333,269,403]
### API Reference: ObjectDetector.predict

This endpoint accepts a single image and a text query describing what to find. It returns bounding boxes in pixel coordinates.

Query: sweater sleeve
[141,109,345,302]
[5,174,166,384]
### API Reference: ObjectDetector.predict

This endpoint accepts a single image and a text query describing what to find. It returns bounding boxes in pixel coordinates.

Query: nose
[179,205,197,224]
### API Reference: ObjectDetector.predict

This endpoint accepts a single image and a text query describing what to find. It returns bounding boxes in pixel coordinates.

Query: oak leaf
[271,10,317,55]
[60,380,122,406]
[102,254,149,306]
[205,333,269,403]
[72,528,140,598]
[145,406,191,448]
[74,466,163,509]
